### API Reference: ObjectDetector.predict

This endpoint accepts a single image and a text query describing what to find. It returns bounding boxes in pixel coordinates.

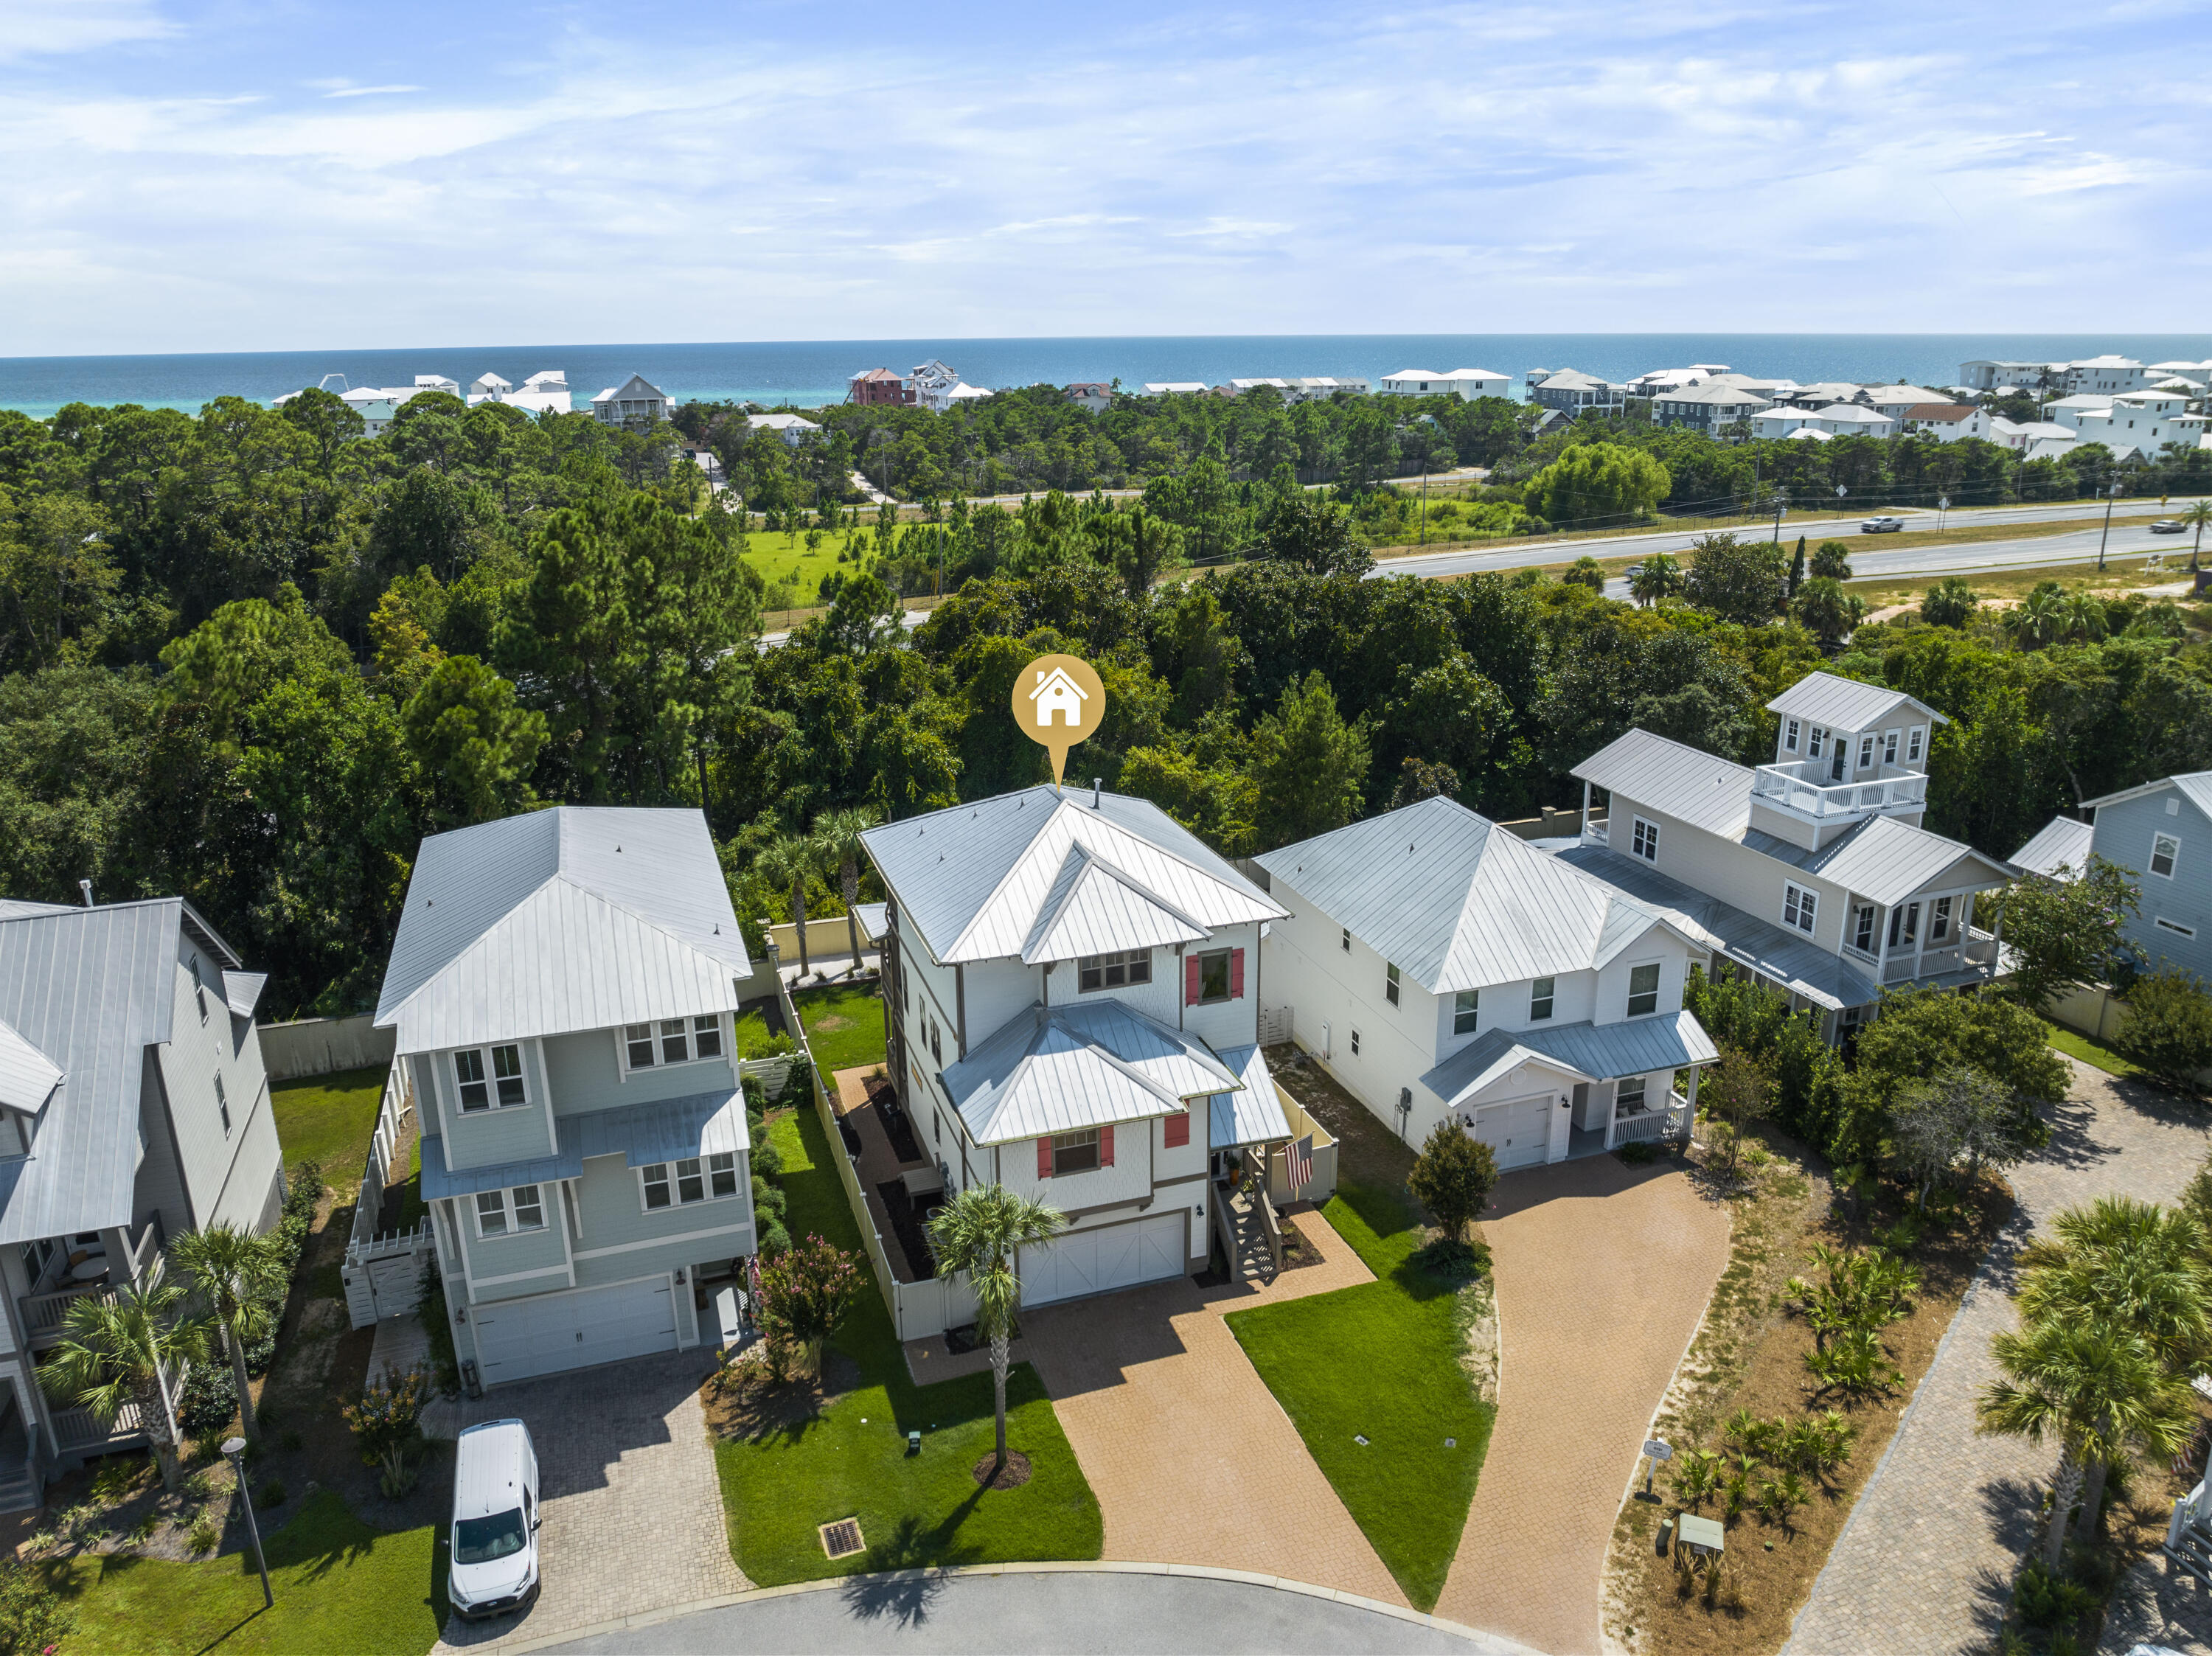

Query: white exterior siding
[155,939,282,1232]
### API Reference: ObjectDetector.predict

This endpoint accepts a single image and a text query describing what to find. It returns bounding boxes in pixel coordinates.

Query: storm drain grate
[819,1517,866,1559]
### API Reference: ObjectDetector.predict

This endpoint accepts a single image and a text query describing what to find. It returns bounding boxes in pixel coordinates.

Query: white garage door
[474,1275,678,1385]
[1472,1092,1554,1171]
[1020,1212,1188,1308]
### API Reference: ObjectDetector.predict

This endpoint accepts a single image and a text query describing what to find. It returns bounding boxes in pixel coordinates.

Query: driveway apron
[1435,1155,1731,1656]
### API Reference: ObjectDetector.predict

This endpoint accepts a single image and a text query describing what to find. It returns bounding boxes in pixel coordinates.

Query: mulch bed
[874,1180,942,1278]
[973,1450,1032,1490]
[703,1351,862,1440]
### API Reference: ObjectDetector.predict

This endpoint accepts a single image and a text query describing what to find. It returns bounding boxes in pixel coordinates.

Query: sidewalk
[1784,1060,2211,1656]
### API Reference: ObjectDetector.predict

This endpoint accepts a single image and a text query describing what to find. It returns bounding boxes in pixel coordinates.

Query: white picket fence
[341,1058,435,1328]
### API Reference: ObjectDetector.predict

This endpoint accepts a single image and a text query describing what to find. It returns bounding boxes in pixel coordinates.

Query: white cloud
[0,0,171,63]
[322,84,425,99]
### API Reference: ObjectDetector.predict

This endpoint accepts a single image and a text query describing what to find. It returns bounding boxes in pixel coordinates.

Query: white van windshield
[454,1508,527,1565]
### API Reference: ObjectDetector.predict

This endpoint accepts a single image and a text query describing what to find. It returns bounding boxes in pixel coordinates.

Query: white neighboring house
[1287,376,1370,399]
[1753,403,1897,440]
[910,361,991,413]
[1379,369,1452,397]
[1900,403,1992,442]
[1562,672,2016,1043]
[470,371,571,415]
[1989,417,2076,453]
[2061,356,2149,395]
[1437,368,1512,400]
[1141,382,1210,396]
[591,374,672,428]
[1065,383,1113,414]
[747,413,821,448]
[0,895,285,1509]
[2069,392,2205,459]
[1961,359,2062,392]
[1528,369,1626,413]
[376,807,759,1390]
[1862,386,1947,427]
[1256,798,1717,1169]
[863,785,1297,1308]
[2047,393,2116,430]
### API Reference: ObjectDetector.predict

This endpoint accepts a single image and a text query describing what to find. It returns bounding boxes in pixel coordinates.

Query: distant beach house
[590,374,672,428]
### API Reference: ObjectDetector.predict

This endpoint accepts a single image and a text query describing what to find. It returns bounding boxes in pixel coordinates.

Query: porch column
[1580,779,1592,839]
[1912,900,1930,980]
[1684,1065,1701,1137]
[1603,1083,1618,1152]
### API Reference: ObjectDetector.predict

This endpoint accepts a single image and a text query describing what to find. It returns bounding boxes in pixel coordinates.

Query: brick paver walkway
[1787,1060,2211,1656]
[1018,1206,1411,1605]
[1434,1154,1731,1656]
[433,1346,746,1651]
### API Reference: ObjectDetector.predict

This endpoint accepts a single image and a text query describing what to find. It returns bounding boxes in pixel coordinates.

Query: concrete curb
[476,1559,1550,1655]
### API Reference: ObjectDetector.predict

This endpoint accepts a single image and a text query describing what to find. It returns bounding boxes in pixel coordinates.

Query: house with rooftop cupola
[861,783,1304,1307]
[1559,672,2017,1043]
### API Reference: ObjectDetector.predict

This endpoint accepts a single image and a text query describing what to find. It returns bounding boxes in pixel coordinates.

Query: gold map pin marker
[1012,653,1106,792]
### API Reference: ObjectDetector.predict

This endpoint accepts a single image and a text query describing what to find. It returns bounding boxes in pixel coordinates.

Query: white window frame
[618,1013,731,1079]
[1851,902,1878,955]
[1626,961,1663,1018]
[510,1184,547,1232]
[1349,1028,1362,1057]
[473,1189,510,1238]
[1616,1074,1649,1115]
[214,1071,231,1136]
[1340,926,1351,953]
[1631,816,1660,863]
[1784,719,1800,753]
[1077,950,1152,993]
[1385,963,1401,1006]
[1857,734,1875,772]
[1049,1128,1101,1177]
[1882,729,1900,766]
[637,1152,742,1213]
[1530,977,1555,1021]
[1907,726,1924,762]
[1930,895,1954,943]
[1807,726,1825,759]
[451,1043,529,1114]
[2154,915,2197,939]
[2151,832,2180,880]
[1782,883,1818,936]
[1452,990,1478,1036]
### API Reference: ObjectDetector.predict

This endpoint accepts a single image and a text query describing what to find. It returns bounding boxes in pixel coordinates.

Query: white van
[449,1419,542,1620]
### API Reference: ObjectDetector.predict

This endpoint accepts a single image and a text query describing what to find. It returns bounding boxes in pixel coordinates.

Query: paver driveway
[432,1346,746,1652]
[1016,1206,1413,1606]
[1435,1153,1731,1656]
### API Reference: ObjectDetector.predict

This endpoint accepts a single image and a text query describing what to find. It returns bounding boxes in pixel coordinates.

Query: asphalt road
[534,1568,1531,1655]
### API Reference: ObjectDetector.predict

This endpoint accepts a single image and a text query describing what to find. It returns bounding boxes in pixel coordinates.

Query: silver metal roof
[1554,846,1880,1012]
[1571,730,1756,838]
[376,807,751,1055]
[2012,816,2095,880]
[1021,843,1209,964]
[1804,815,2012,906]
[861,787,1281,965]
[1256,796,1699,994]
[940,1000,1239,1145]
[221,970,267,1019]
[1766,673,1947,733]
[2081,771,2212,818]
[420,1087,749,1200]
[1420,1012,1717,1110]
[1209,1044,1293,1149]
[0,1017,63,1114]
[0,900,183,1243]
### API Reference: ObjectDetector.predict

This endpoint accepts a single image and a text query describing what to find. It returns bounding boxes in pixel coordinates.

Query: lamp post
[2096,479,2122,571]
[223,1436,274,1610]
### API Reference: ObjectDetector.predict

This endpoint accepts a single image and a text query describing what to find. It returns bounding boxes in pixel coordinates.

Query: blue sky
[2,0,2206,353]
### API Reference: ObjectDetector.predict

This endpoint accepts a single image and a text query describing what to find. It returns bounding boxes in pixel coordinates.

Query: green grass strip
[268,1066,388,1190]
[2048,1026,2144,1081]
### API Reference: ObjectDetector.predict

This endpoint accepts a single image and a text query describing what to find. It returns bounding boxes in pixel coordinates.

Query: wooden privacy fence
[256,1014,397,1081]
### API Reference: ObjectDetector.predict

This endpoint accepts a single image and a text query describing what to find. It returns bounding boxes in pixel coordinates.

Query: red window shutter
[1231,947,1245,999]
[1037,1138,1053,1179]
[1100,1125,1115,1166]
[1186,956,1203,1004]
[1164,1111,1190,1149]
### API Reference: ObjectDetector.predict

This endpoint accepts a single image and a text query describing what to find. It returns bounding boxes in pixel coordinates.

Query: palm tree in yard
[1977,1317,2194,1566]
[43,1258,209,1490]
[171,1221,291,1444]
[927,1186,1065,1477]
[2180,499,2212,571]
[757,832,821,977]
[815,807,880,973]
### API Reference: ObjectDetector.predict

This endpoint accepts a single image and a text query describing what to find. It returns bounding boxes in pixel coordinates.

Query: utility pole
[2096,479,2121,571]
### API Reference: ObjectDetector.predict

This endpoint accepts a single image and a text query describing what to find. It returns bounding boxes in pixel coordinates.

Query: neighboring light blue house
[2014,772,2212,984]
[377,807,757,1389]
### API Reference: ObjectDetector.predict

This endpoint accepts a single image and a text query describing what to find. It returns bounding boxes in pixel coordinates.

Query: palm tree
[2003,585,2069,650]
[1792,577,1865,647]
[2060,589,2110,644]
[170,1222,291,1444]
[43,1258,209,1490]
[927,1185,1065,1476]
[1977,1318,2194,1565]
[815,807,881,973]
[2016,1196,2212,1538]
[2180,499,2212,571]
[1629,552,1684,607]
[757,832,821,977]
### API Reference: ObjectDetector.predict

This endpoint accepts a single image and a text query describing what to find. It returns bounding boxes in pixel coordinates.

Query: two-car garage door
[1471,1091,1554,1171]
[474,1276,678,1385]
[1020,1211,1188,1308]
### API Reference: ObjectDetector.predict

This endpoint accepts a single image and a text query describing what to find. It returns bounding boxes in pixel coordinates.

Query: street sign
[1644,1440,1673,1461]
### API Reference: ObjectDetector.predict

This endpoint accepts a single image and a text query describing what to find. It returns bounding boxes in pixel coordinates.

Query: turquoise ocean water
[5,335,2212,421]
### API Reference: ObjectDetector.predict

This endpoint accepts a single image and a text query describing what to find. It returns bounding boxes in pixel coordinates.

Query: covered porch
[13,1219,164,1351]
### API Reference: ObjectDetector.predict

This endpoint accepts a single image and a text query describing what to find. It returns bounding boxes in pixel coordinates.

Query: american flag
[1284,1134,1313,1191]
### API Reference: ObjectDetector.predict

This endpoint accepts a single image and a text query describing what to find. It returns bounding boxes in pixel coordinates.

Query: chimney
[1092,778,1102,808]
[77,879,93,908]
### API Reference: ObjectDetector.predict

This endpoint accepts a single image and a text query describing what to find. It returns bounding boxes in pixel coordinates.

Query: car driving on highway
[2151,520,2185,534]
[1860,517,1905,533]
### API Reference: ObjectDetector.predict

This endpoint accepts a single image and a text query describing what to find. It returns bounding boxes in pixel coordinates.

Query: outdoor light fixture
[223,1436,274,1610]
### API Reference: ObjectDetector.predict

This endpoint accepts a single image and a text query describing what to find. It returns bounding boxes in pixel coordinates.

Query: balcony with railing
[18,1222,162,1351]
[1751,760,1928,824]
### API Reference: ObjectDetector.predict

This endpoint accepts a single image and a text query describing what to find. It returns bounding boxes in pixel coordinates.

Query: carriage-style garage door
[1472,1092,1554,1170]
[473,1275,678,1385]
[1020,1212,1188,1307]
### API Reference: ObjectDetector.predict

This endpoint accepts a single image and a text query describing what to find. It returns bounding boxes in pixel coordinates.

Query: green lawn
[714,1104,1101,1583]
[742,526,870,604]
[1225,1179,1494,1612]
[268,1067,388,1193]
[793,983,888,1082]
[2048,1026,2144,1082]
[46,1490,444,1656]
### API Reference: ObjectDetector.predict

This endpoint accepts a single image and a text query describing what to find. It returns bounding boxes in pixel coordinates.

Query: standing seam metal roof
[1804,815,2014,906]
[1765,673,1948,731]
[2012,817,2096,880]
[1570,730,1757,838]
[1208,1044,1293,1149]
[1419,1012,1718,1109]
[939,1000,1239,1144]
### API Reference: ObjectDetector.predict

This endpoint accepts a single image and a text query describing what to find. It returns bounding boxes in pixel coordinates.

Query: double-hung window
[453,1045,524,1113]
[1077,950,1152,992]
[1453,990,1479,1035]
[1195,949,1232,1005]
[2152,832,2180,879]
[1050,1129,1100,1177]
[1529,977,1555,1021]
[1907,726,1924,762]
[1340,926,1352,953]
[1857,735,1875,771]
[1385,963,1401,1006]
[1627,963,1661,1017]
[474,1190,509,1236]
[1782,883,1818,936]
[1631,817,1660,863]
[1807,726,1824,759]
[641,1152,740,1211]
[493,1044,526,1106]
[1883,730,1900,766]
[1616,1075,1648,1116]
[626,1015,725,1071]
[1784,720,1801,753]
[510,1185,546,1231]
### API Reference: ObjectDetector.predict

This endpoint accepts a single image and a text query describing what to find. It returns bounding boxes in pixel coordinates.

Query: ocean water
[5,335,2212,421]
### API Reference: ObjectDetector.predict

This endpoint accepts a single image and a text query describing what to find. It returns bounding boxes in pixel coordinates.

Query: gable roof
[1255,796,1700,995]
[375,807,750,1054]
[2081,772,2212,817]
[1572,729,1756,838]
[2012,815,2096,880]
[1419,1012,1717,1110]
[1767,672,1947,733]
[862,787,1281,965]
[0,1017,63,1113]
[1210,1044,1293,1149]
[1022,843,1209,964]
[940,1001,1238,1144]
[1803,814,2014,905]
[0,900,186,1243]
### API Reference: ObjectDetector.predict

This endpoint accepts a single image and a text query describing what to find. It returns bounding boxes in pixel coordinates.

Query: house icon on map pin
[1028,665,1088,729]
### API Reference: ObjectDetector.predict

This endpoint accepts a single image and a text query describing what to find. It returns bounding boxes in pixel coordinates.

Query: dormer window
[1078,951,1152,992]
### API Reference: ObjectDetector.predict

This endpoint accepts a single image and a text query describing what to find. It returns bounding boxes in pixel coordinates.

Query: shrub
[420,1266,461,1396]
[755,1235,866,1377]
[341,1365,431,1495]
[1617,1140,1656,1166]
[1804,1325,1903,1398]
[185,1509,222,1556]
[2113,969,2212,1088]
[1406,1121,1500,1243]
[2012,1557,2098,1628]
[257,1478,286,1508]
[0,1556,72,1655]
